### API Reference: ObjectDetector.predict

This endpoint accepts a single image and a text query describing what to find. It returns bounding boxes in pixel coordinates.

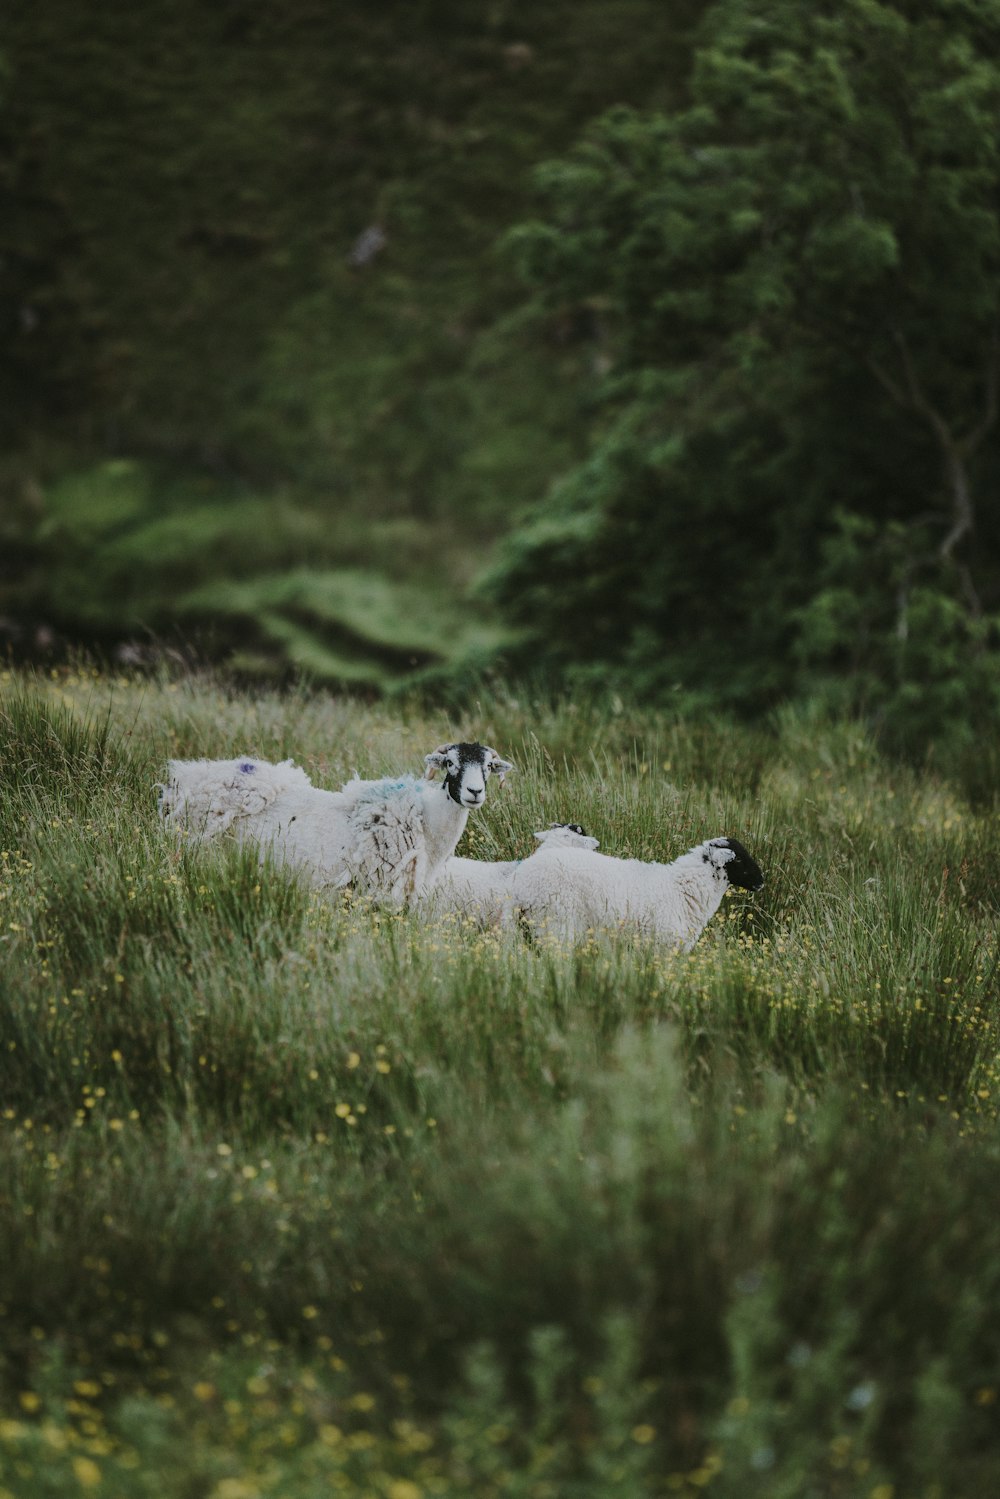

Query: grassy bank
[2,0,701,681]
[2,668,999,1496]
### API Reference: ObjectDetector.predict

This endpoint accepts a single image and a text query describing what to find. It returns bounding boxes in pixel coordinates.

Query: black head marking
[424,741,514,805]
[551,821,588,837]
[711,837,764,891]
[444,742,483,804]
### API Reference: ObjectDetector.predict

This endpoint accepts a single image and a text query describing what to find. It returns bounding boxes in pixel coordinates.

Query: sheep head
[702,837,764,891]
[423,741,515,807]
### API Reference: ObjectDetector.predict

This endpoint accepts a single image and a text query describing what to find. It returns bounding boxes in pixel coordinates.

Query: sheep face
[703,837,764,891]
[424,742,514,808]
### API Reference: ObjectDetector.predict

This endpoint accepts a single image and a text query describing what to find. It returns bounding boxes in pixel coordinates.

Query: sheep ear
[424,744,454,779]
[485,749,514,787]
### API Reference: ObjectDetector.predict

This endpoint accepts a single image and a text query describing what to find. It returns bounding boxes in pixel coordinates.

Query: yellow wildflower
[71,1456,102,1488]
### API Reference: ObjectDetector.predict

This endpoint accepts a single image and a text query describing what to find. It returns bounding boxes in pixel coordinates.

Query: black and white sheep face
[703,837,764,891]
[423,742,514,808]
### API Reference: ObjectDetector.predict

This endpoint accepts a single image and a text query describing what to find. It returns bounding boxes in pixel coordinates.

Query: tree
[486,0,1000,739]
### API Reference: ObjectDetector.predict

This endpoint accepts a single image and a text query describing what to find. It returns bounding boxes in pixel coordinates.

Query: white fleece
[159,756,484,905]
[509,838,759,948]
[429,824,600,927]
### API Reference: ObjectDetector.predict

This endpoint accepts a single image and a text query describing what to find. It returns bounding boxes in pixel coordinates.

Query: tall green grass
[2,668,999,1496]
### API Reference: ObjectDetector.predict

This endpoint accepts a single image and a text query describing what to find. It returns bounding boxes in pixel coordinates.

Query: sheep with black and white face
[159,741,514,906]
[509,836,764,948]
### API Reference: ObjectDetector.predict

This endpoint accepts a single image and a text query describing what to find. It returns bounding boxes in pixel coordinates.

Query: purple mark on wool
[238,761,256,774]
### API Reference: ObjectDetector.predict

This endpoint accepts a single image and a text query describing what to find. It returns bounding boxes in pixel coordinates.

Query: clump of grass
[3,666,1000,1495]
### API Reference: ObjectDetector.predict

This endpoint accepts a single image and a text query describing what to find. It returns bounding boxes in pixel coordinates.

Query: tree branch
[866,355,908,408]
[873,330,985,609]
[958,327,999,457]
[890,330,953,447]
[939,446,975,560]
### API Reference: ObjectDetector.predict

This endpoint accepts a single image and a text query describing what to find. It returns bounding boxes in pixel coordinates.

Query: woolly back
[534,824,600,851]
[342,773,424,808]
[159,756,311,837]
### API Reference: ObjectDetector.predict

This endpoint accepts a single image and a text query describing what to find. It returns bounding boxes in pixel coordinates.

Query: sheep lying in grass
[509,836,764,947]
[429,822,599,927]
[159,742,513,906]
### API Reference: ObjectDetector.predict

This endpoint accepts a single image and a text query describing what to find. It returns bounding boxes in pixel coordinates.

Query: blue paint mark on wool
[356,775,422,803]
[238,761,256,774]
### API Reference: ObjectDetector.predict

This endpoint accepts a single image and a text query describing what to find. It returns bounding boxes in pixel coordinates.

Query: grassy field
[2,667,1000,1497]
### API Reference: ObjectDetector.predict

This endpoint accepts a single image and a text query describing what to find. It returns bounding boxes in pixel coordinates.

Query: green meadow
[2,669,1000,1498]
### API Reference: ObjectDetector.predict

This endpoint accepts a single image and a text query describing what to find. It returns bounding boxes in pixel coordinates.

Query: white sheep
[159,741,514,906]
[429,822,599,927]
[509,836,764,948]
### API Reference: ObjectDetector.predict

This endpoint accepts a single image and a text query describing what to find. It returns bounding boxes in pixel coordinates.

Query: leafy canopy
[486,0,1000,742]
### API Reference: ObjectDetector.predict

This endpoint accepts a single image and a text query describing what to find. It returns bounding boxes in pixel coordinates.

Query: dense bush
[487,0,1000,745]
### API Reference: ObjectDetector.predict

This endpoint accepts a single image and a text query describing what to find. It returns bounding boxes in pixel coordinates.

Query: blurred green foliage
[0,0,699,682]
[12,458,511,685]
[486,0,1000,748]
[4,0,1000,751]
